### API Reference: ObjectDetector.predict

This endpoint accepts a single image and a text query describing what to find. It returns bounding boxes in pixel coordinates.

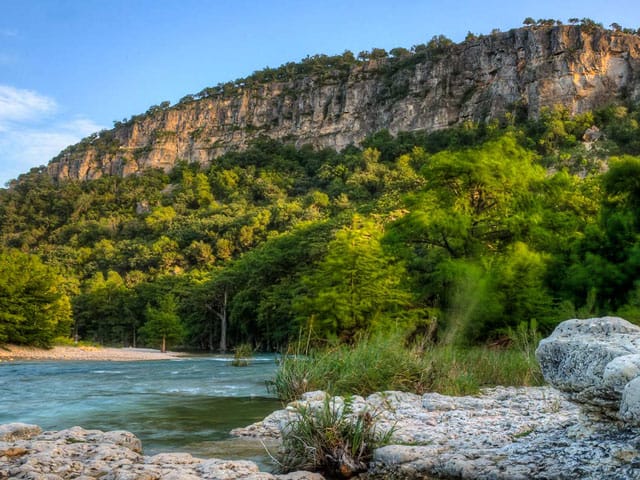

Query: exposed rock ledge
[234,317,640,479]
[0,423,322,480]
[234,386,640,479]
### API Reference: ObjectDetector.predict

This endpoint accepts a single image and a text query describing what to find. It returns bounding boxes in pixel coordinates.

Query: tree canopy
[0,249,73,347]
[3,103,640,349]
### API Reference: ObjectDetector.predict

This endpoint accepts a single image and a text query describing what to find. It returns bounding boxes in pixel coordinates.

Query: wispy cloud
[0,28,18,38]
[0,85,57,129]
[0,85,103,186]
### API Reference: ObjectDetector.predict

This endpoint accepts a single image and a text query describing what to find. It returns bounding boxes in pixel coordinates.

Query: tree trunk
[161,335,166,353]
[219,289,228,353]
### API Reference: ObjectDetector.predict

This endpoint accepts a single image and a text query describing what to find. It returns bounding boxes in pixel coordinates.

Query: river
[0,356,281,463]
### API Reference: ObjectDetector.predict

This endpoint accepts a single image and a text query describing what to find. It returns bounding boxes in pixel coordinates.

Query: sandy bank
[0,345,185,362]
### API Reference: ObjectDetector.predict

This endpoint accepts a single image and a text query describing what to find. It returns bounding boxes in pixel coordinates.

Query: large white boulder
[536,316,640,423]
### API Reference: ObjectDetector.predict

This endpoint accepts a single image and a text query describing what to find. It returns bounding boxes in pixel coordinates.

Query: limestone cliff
[48,25,640,180]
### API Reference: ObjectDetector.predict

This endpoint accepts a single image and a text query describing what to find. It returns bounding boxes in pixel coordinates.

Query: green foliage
[0,249,73,347]
[138,294,185,352]
[5,100,640,350]
[72,270,135,345]
[295,216,413,341]
[270,335,431,402]
[562,155,640,312]
[277,396,393,477]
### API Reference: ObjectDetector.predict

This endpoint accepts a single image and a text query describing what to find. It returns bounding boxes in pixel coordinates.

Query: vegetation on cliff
[2,102,640,351]
[44,20,640,184]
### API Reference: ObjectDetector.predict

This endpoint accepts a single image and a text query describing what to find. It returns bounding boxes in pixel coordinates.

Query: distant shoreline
[0,345,186,362]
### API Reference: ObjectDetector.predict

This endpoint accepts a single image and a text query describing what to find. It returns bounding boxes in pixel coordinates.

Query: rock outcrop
[48,25,640,181]
[0,423,323,480]
[235,387,640,479]
[536,316,640,423]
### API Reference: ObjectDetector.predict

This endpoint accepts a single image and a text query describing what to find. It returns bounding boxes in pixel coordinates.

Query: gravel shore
[0,345,185,362]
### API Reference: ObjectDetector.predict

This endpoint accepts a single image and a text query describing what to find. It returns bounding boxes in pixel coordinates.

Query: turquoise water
[0,356,281,458]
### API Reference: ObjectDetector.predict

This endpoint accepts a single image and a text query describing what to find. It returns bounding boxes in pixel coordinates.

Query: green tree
[295,216,412,341]
[139,294,185,352]
[0,249,72,347]
[73,271,136,345]
[394,135,545,259]
[564,156,640,310]
[145,206,177,231]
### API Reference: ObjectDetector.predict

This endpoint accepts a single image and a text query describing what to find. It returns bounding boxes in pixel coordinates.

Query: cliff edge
[48,24,640,181]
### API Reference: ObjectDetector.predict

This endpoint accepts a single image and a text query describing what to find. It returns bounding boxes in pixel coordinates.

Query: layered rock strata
[48,25,640,181]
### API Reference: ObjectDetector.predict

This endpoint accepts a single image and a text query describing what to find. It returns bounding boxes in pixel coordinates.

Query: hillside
[2,20,640,353]
[46,23,640,181]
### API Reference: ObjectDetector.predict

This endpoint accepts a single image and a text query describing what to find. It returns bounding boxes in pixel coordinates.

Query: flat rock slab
[0,425,323,480]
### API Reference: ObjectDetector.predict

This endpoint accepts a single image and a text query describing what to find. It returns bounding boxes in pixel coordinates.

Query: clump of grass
[277,396,393,478]
[269,332,543,402]
[231,342,254,366]
[269,354,313,402]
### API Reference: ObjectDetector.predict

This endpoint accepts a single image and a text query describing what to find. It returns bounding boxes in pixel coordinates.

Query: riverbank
[0,344,185,362]
[3,386,639,479]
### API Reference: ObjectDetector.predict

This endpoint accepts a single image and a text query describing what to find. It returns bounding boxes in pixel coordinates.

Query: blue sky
[1,0,639,185]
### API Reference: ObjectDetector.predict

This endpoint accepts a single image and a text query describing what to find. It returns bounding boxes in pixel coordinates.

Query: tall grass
[269,332,543,402]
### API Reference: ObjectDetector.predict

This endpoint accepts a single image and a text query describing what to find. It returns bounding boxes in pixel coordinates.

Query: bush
[277,396,393,478]
[52,336,100,348]
[231,342,254,366]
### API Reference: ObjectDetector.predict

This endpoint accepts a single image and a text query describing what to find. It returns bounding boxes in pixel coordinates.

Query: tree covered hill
[2,102,640,350]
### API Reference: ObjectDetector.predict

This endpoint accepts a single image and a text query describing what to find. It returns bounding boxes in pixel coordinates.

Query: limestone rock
[0,425,324,480]
[621,377,640,423]
[583,125,604,142]
[0,423,41,441]
[47,25,640,182]
[275,471,326,480]
[239,386,640,479]
[535,316,640,422]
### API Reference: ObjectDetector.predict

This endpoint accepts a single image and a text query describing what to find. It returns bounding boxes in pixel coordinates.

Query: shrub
[231,342,254,366]
[277,396,393,478]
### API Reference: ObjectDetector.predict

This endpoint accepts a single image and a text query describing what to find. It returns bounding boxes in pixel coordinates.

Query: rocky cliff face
[48,25,640,181]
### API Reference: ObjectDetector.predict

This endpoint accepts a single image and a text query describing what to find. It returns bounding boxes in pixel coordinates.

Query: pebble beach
[0,345,185,362]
